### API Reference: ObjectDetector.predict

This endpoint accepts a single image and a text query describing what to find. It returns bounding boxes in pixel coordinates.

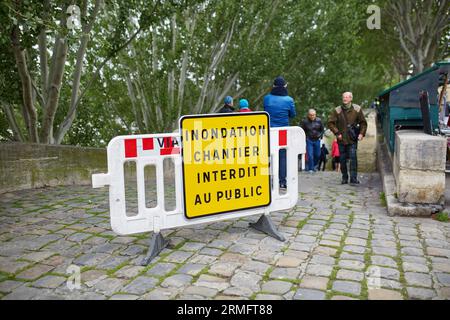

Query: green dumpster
[377,61,449,152]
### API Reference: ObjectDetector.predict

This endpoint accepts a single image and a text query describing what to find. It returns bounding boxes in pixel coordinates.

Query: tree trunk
[10,24,39,142]
[151,28,163,125]
[134,75,151,130]
[194,17,237,114]
[38,0,50,106]
[388,0,449,75]
[55,0,102,144]
[41,38,68,143]
[1,102,25,142]
[177,11,196,119]
[168,14,177,113]
[209,72,239,113]
[126,75,144,130]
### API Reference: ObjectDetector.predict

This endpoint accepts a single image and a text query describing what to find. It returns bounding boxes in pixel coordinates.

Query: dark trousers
[279,149,287,185]
[338,143,357,181]
[317,158,327,171]
[332,157,340,170]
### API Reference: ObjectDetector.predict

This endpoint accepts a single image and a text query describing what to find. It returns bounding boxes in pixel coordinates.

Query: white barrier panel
[92,126,306,235]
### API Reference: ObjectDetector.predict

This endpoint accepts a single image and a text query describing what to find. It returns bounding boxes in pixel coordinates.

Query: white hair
[308,109,316,114]
[343,92,353,98]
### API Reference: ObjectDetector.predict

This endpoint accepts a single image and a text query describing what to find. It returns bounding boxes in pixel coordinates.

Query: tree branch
[40,2,69,143]
[54,0,102,144]
[10,14,39,142]
[31,79,46,109]
[38,0,50,104]
[0,101,25,142]
[70,26,144,122]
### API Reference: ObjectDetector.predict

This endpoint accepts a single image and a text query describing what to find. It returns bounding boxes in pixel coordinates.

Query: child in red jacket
[331,139,340,172]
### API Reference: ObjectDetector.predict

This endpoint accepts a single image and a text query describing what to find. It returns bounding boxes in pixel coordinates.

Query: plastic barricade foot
[249,214,286,241]
[140,232,169,266]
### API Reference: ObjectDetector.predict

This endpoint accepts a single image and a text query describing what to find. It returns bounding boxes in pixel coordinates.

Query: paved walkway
[0,172,449,300]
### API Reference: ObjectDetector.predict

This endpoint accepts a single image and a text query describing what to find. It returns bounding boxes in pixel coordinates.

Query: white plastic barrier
[92,126,306,235]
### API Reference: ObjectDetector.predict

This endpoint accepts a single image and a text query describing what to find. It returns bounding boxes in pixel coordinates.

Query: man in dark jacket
[263,76,296,190]
[218,96,235,113]
[327,92,368,185]
[300,109,324,172]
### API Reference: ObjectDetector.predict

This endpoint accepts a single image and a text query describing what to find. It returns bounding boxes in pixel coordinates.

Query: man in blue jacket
[264,76,296,190]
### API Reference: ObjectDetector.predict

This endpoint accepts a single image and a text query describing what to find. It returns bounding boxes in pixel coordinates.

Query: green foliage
[379,192,387,207]
[1,0,448,146]
[0,108,12,142]
[64,78,133,147]
[435,212,449,223]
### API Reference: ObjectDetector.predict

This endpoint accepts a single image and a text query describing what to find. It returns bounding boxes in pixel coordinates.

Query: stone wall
[393,130,447,205]
[0,143,107,194]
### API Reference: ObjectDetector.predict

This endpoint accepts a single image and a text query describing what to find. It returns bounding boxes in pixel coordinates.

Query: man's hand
[337,134,343,141]
[358,134,363,141]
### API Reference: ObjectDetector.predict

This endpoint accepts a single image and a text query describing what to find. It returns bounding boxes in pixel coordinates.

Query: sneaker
[341,179,348,184]
[349,179,360,185]
[308,170,314,174]
[280,184,287,190]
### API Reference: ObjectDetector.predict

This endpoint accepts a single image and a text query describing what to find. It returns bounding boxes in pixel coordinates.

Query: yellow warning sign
[180,112,271,219]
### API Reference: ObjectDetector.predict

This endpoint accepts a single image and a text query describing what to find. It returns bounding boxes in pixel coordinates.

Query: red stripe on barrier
[164,137,171,148]
[124,139,137,158]
[279,130,287,146]
[160,147,180,155]
[142,138,154,150]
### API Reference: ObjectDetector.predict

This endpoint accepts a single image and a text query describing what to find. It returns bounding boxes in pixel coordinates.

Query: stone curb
[376,128,444,217]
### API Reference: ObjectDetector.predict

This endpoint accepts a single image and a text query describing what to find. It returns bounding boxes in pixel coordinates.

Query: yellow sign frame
[180,112,271,219]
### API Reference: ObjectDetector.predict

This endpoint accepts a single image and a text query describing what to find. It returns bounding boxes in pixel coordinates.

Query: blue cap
[239,99,249,109]
[273,76,286,87]
[224,96,233,105]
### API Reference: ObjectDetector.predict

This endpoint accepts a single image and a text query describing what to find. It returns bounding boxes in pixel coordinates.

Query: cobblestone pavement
[0,171,449,300]
[446,174,450,211]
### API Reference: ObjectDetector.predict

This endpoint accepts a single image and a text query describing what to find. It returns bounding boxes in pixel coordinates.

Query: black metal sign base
[140,215,284,265]
[140,232,169,266]
[249,214,286,241]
